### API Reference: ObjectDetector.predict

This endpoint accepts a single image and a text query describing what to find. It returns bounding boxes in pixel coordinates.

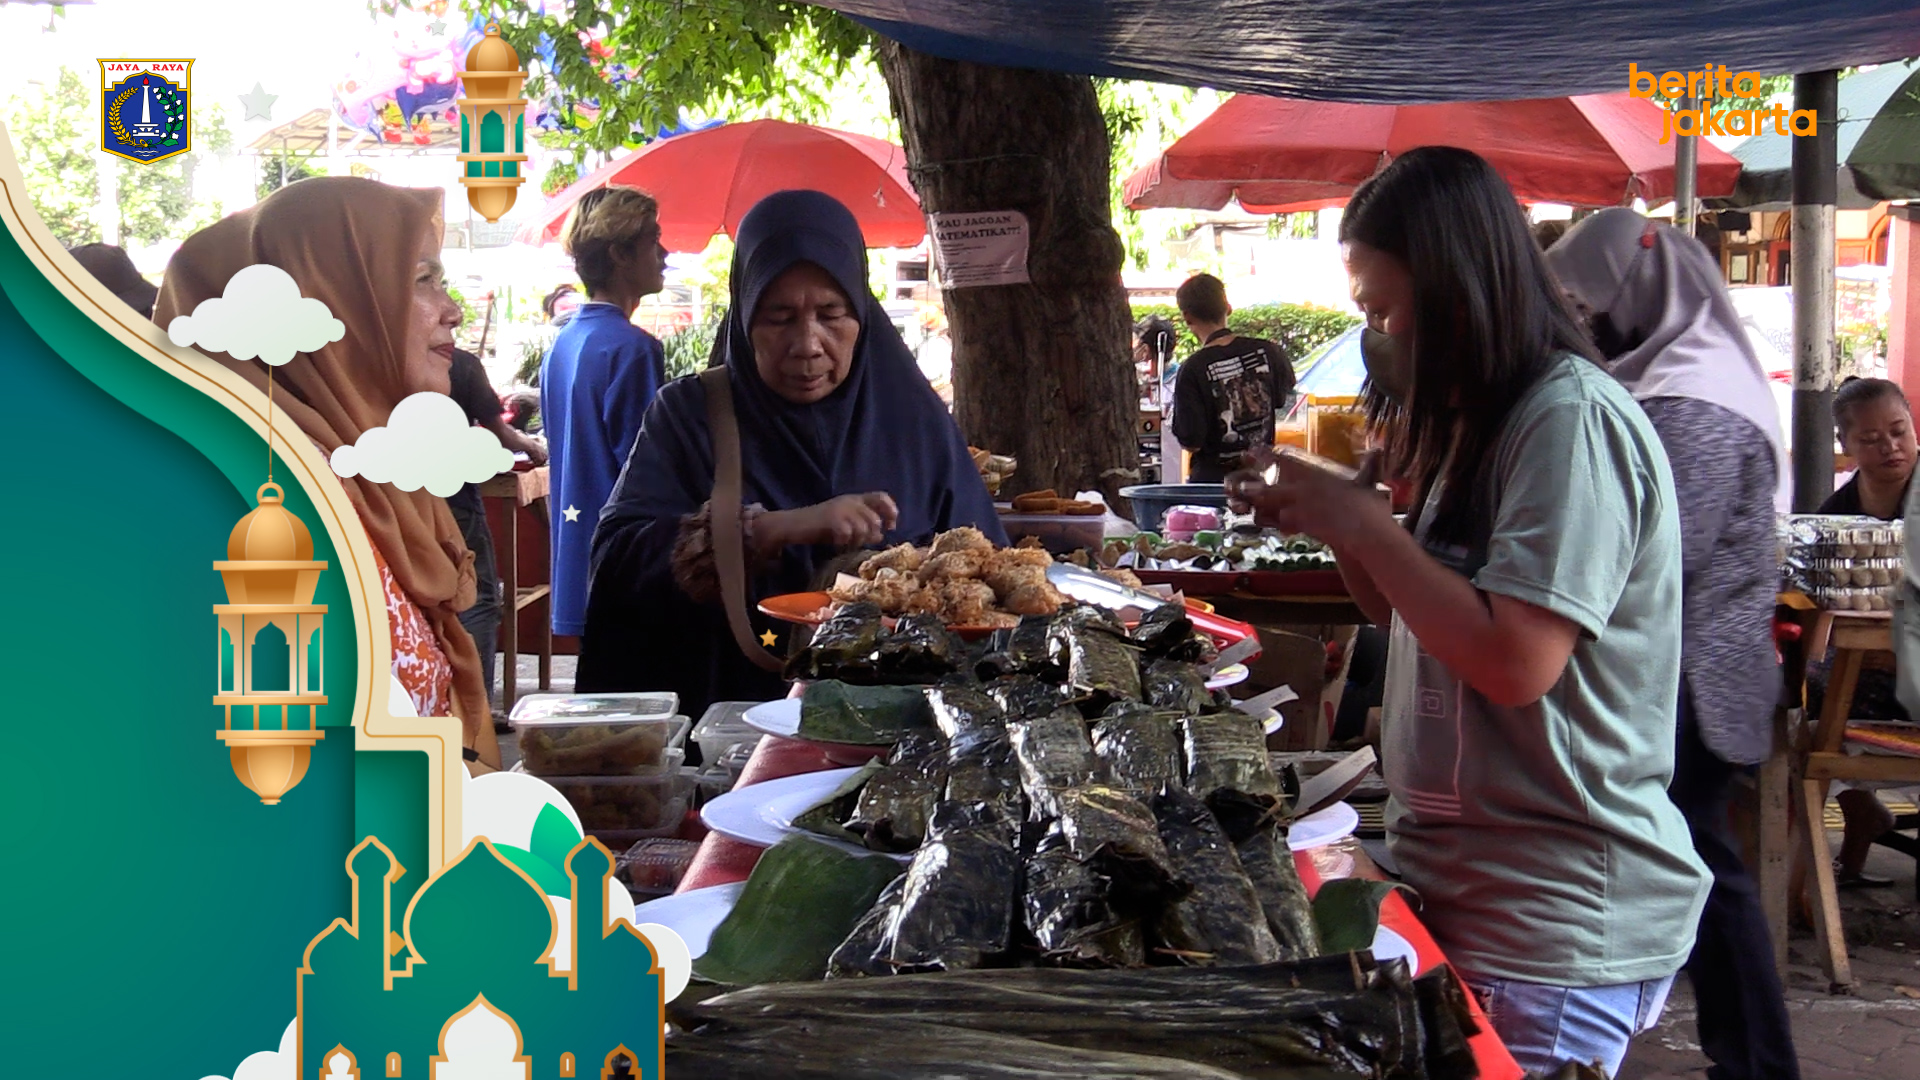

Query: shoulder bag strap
[701,367,786,672]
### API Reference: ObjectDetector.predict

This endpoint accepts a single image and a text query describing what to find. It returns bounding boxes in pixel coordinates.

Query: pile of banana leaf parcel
[674,600,1481,1079]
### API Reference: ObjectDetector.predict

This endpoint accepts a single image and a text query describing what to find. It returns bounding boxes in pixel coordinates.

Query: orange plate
[758,592,1219,640]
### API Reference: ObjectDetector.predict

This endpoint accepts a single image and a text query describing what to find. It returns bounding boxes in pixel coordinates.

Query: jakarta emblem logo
[99,59,193,164]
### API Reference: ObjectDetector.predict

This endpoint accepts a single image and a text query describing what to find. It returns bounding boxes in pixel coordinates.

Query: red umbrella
[1125,93,1742,212]
[515,119,924,251]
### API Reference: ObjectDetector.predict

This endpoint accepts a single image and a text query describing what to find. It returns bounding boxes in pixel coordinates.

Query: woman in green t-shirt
[1228,147,1709,1079]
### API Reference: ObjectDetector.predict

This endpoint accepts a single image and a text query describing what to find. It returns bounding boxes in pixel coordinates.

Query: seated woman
[1810,377,1917,886]
[156,177,502,770]
[578,191,1004,720]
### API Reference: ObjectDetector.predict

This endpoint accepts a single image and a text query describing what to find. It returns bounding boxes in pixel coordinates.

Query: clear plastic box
[616,836,700,898]
[691,701,766,768]
[511,711,690,778]
[509,692,679,723]
[545,749,689,840]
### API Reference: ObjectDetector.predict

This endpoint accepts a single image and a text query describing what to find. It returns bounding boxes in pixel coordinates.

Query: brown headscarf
[155,176,500,768]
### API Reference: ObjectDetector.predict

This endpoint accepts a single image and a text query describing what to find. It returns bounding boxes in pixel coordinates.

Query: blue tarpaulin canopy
[822,1,1920,104]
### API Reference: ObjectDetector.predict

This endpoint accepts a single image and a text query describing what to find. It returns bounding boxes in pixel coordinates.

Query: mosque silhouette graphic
[299,835,665,1079]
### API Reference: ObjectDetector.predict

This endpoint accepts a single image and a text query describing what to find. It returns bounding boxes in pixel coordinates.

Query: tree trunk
[877,42,1139,509]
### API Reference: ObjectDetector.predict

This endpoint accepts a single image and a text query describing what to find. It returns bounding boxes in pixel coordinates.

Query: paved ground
[494,653,1920,1078]
[1621,846,1920,1080]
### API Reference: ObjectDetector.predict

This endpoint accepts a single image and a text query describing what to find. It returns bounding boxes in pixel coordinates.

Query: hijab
[712,190,1003,541]
[70,243,158,320]
[154,177,492,748]
[1545,208,1786,475]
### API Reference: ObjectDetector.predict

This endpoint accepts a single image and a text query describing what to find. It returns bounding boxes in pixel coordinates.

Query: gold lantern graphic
[456,23,529,223]
[213,481,327,804]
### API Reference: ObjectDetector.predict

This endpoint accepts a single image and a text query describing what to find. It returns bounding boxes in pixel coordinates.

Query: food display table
[677,728,1523,1080]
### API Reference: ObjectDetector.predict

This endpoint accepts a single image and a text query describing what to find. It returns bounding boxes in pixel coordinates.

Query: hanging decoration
[455,23,530,222]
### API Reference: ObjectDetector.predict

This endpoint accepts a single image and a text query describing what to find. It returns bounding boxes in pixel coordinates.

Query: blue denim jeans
[1465,972,1675,1078]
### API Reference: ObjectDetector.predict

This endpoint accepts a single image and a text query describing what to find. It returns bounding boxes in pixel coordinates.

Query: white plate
[747,669,1249,742]
[1286,800,1360,851]
[630,883,744,960]
[699,767,914,862]
[1370,925,1420,973]
[742,699,802,739]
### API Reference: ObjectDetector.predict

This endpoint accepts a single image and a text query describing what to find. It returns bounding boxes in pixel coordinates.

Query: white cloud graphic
[197,1018,296,1080]
[330,392,513,497]
[166,264,345,366]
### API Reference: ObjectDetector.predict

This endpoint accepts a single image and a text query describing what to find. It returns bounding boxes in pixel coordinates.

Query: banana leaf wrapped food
[847,730,950,853]
[873,612,968,682]
[1053,614,1144,704]
[976,613,1065,680]
[928,684,1010,753]
[1090,704,1184,797]
[1021,819,1149,968]
[826,875,909,979]
[1054,785,1184,913]
[797,680,938,745]
[1142,658,1228,716]
[1150,785,1284,966]
[1180,711,1281,801]
[1129,603,1212,664]
[785,601,886,682]
[883,800,1022,973]
[1010,706,1102,819]
[669,955,1481,1080]
[987,674,1071,723]
[791,761,885,849]
[1211,791,1322,962]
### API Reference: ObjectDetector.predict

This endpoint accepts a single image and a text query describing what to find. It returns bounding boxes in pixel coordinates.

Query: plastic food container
[546,750,689,841]
[691,701,766,769]
[997,509,1106,555]
[616,837,700,898]
[511,710,691,778]
[509,692,678,722]
[1163,506,1221,544]
[1118,484,1232,534]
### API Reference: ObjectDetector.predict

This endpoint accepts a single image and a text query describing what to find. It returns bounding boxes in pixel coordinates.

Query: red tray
[1241,569,1348,597]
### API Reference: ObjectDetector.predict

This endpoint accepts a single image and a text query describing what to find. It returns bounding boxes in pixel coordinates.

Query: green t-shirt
[1381,353,1709,986]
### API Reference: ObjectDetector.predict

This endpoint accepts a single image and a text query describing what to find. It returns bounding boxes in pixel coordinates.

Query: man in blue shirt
[540,186,669,639]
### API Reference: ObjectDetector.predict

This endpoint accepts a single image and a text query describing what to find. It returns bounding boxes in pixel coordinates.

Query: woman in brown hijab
[156,176,502,770]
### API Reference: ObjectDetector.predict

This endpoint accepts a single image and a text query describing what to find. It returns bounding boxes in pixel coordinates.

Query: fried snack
[861,543,926,580]
[977,612,1022,630]
[828,577,876,604]
[1014,535,1047,550]
[1002,581,1066,617]
[867,568,919,614]
[1011,491,1061,513]
[984,561,1048,600]
[1057,500,1105,516]
[938,578,998,624]
[1100,568,1144,589]
[929,526,994,558]
[920,549,988,583]
[904,587,945,616]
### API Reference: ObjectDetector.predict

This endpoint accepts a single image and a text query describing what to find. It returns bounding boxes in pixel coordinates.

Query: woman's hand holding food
[760,493,900,553]
[1226,447,1391,549]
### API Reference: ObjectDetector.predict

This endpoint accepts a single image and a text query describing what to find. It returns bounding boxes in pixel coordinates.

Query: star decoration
[429,18,448,34]
[563,505,581,523]
[760,630,779,648]
[239,82,278,122]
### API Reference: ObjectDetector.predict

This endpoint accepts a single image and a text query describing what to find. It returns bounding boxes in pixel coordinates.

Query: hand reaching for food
[804,492,900,548]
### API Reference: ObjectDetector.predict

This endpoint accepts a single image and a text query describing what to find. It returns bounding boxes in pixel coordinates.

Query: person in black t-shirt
[447,348,548,717]
[1169,274,1295,484]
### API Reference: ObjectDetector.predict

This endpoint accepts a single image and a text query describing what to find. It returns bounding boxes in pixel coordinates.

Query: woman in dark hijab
[578,190,1005,718]
[70,243,158,320]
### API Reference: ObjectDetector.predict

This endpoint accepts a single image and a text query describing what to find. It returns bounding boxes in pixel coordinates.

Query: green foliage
[1130,301,1360,365]
[3,67,101,246]
[1098,79,1207,273]
[661,307,728,379]
[423,0,875,152]
[541,158,579,196]
[257,149,323,201]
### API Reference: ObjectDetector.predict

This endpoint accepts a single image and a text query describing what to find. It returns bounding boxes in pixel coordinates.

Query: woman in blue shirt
[540,186,670,638]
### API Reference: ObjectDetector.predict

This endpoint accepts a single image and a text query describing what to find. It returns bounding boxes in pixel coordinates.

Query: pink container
[1163,506,1221,543]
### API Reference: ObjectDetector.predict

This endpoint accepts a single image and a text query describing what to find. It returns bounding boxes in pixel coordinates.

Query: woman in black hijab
[577,191,1004,719]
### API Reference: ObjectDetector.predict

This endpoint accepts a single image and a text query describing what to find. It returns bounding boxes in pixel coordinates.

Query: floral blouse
[373,544,452,718]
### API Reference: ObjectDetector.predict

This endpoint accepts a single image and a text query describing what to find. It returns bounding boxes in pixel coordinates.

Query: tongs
[1045,563,1262,657]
